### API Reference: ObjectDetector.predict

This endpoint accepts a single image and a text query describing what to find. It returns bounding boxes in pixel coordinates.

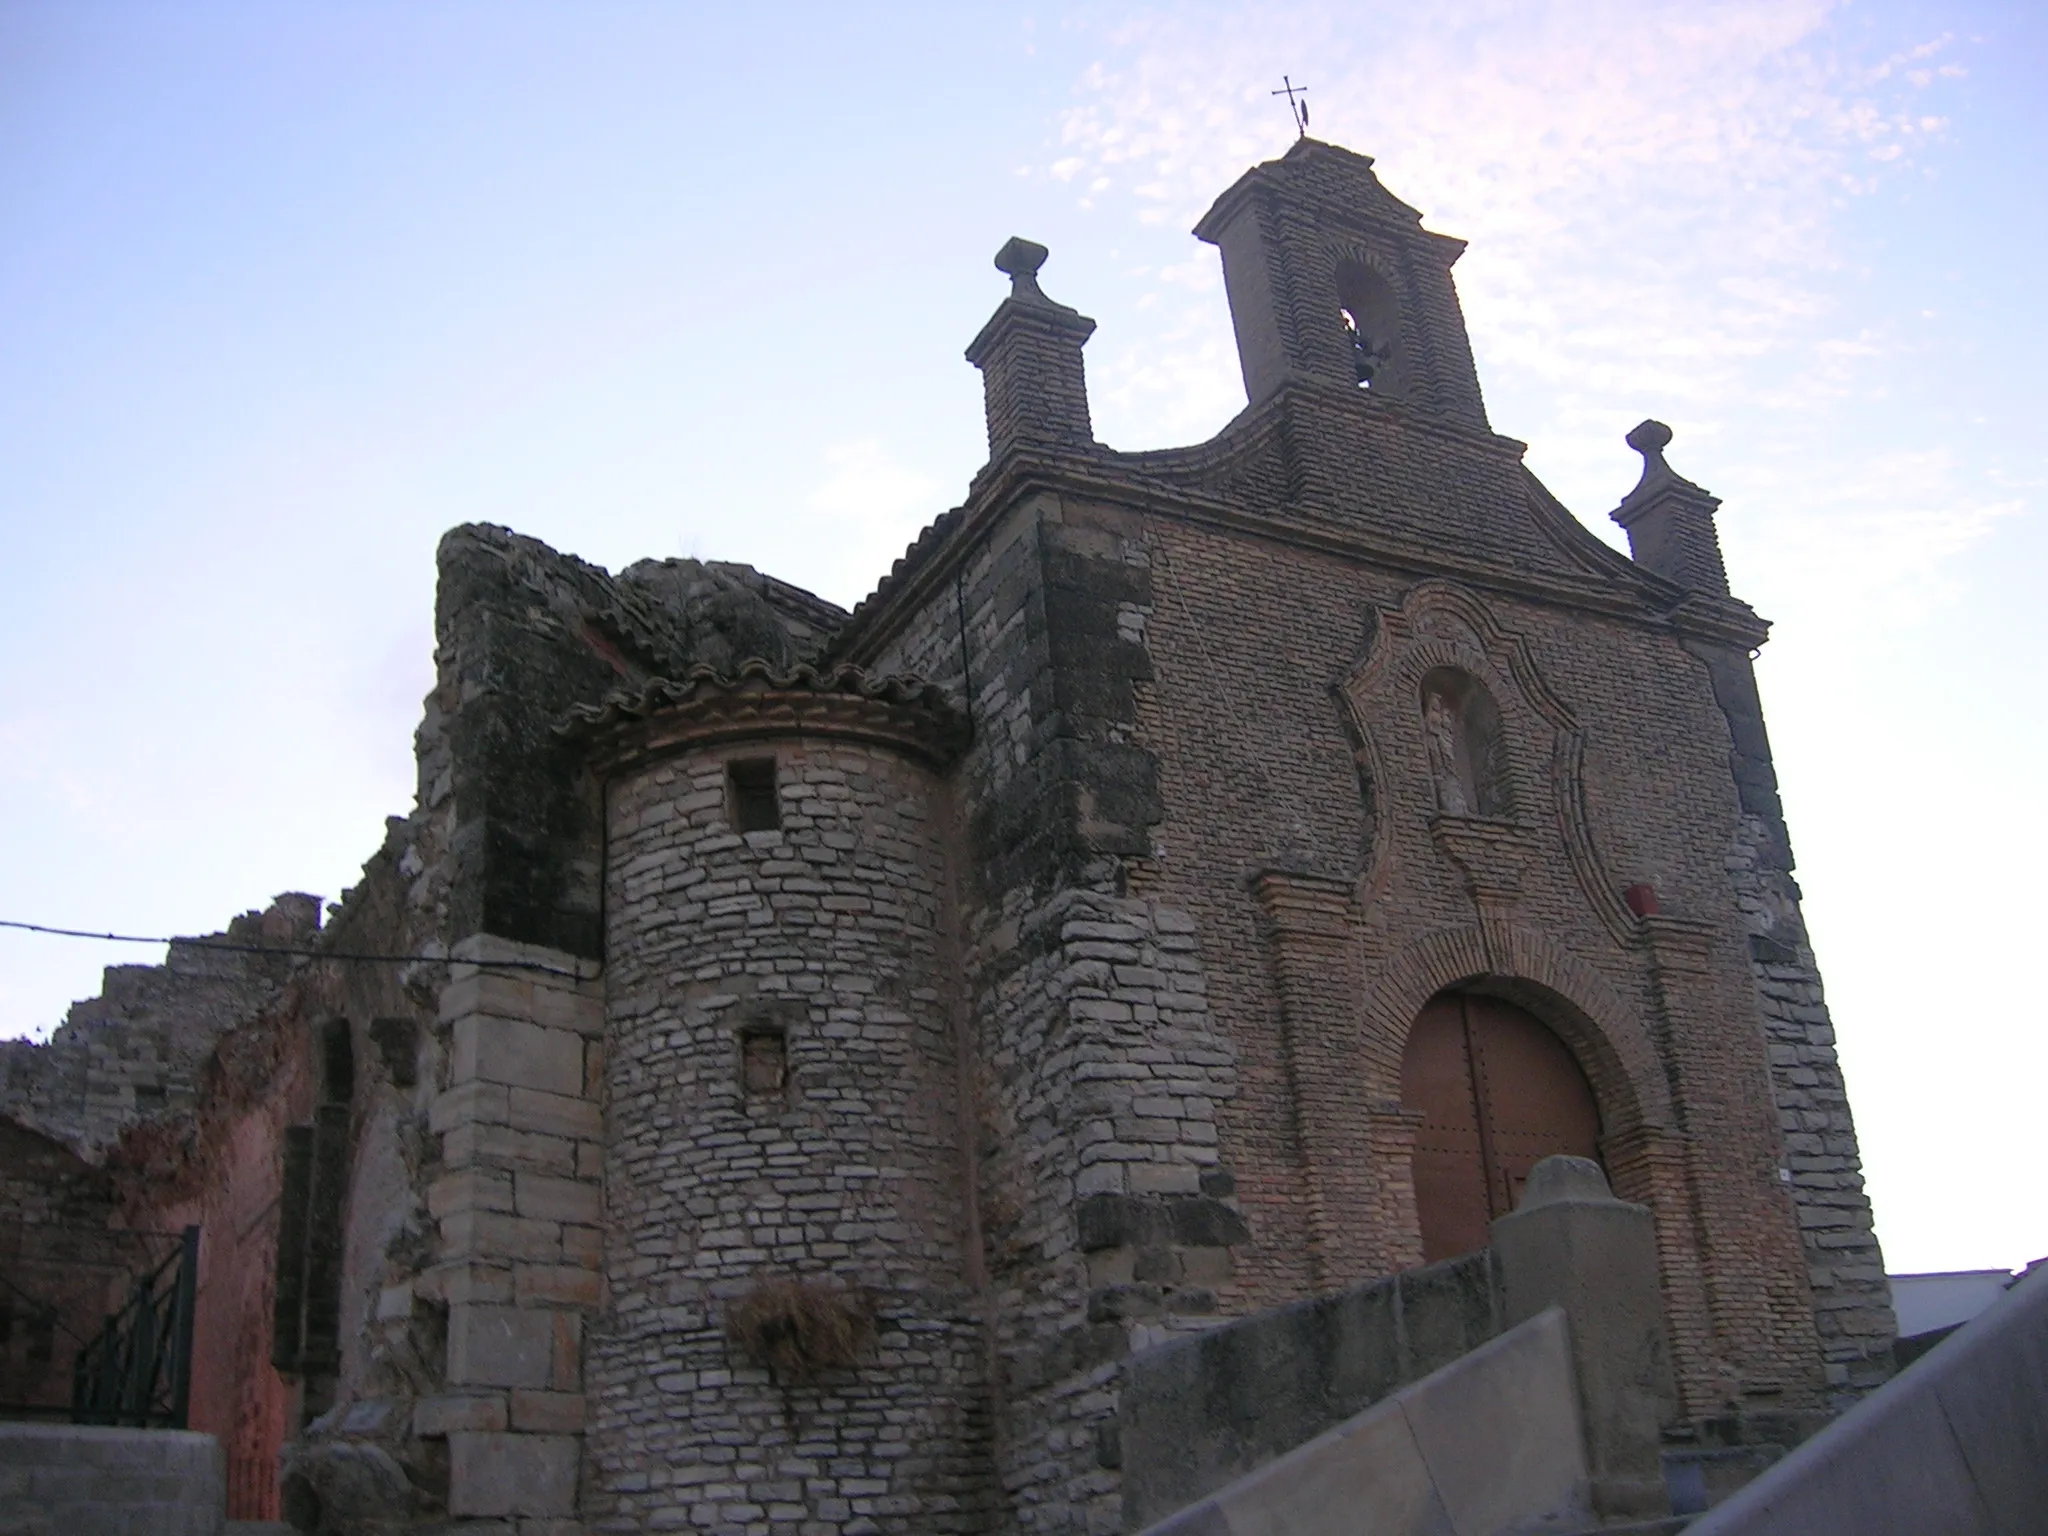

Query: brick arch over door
[1358,923,1675,1142]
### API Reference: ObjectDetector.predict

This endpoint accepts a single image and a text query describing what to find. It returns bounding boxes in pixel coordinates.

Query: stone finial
[1619,418,1697,505]
[966,237,1097,459]
[1626,417,1673,464]
[994,236,1051,301]
[1610,418,1731,595]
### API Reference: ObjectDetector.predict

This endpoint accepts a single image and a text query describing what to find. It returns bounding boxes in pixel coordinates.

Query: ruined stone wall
[588,737,991,1533]
[428,526,845,963]
[0,897,320,1158]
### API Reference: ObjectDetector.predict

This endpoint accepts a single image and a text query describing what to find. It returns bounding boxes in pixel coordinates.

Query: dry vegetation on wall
[724,1276,877,1384]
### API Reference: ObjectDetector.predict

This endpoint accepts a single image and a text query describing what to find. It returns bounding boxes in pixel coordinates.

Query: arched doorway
[1400,990,1601,1262]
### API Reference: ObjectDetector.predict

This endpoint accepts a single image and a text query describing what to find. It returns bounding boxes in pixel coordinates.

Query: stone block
[375,1281,415,1321]
[428,1168,515,1219]
[453,1017,585,1097]
[511,1389,587,1433]
[507,1087,604,1140]
[1492,1156,1677,1519]
[560,1223,603,1267]
[1399,1308,1587,1536]
[533,981,605,1037]
[440,1209,563,1263]
[417,1260,515,1306]
[439,971,536,1027]
[430,1077,510,1133]
[515,1172,602,1225]
[1129,1162,1201,1195]
[516,1264,602,1308]
[414,1393,510,1436]
[447,1303,558,1389]
[447,1122,579,1177]
[448,1431,580,1517]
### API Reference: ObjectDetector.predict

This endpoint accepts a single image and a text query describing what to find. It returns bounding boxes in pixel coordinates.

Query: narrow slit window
[740,1027,788,1100]
[320,1018,355,1105]
[728,757,781,833]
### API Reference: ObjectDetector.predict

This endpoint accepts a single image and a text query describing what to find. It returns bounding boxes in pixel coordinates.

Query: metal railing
[70,1224,199,1428]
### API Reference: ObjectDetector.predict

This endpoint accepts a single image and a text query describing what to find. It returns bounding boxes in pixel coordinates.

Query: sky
[2,1,2043,1275]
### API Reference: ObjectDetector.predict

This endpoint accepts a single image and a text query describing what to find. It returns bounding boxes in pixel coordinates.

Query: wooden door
[1400,991,1601,1262]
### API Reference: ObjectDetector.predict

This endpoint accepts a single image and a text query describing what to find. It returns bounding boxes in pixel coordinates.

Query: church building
[0,138,1893,1534]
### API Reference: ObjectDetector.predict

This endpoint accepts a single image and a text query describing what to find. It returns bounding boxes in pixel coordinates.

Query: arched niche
[1419,666,1514,818]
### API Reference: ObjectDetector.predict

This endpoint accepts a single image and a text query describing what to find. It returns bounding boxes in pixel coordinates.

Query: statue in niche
[1421,667,1514,818]
[1423,684,1473,815]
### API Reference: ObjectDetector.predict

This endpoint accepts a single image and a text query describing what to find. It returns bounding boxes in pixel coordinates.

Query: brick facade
[2,135,1892,1532]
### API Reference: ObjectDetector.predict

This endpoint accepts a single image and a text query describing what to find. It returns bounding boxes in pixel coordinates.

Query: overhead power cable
[0,918,596,982]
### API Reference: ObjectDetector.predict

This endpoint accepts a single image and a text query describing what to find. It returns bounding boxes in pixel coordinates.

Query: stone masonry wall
[417,934,606,1531]
[588,738,991,1534]
[856,494,1245,1535]
[0,896,320,1158]
[1727,814,1894,1401]
[967,888,1239,1536]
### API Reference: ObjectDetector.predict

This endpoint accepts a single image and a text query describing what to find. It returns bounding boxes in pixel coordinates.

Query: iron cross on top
[1272,75,1309,136]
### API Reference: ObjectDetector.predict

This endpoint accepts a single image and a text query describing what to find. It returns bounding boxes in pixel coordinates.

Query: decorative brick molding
[1251,871,1378,1287]
[1429,814,1539,920]
[1360,923,1674,1137]
[418,934,604,1526]
[1341,579,1639,949]
[1609,421,1732,596]
[1634,909,1829,1416]
[1639,913,1716,977]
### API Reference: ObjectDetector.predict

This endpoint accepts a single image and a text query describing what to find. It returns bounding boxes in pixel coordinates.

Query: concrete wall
[1118,1250,1500,1531]
[1135,1309,1586,1536]
[1689,1261,2048,1536]
[0,1423,224,1536]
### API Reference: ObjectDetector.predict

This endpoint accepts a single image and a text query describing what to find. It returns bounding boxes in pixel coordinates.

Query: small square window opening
[740,1028,788,1100]
[728,758,781,833]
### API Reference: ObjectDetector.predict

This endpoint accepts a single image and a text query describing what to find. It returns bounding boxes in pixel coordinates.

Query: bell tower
[1194,138,1490,431]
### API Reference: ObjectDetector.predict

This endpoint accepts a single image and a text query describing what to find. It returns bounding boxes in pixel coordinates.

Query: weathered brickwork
[5,133,1896,1532]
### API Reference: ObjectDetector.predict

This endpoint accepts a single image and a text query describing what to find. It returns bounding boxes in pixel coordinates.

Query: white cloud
[1034,2,1992,609]
[789,438,945,606]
